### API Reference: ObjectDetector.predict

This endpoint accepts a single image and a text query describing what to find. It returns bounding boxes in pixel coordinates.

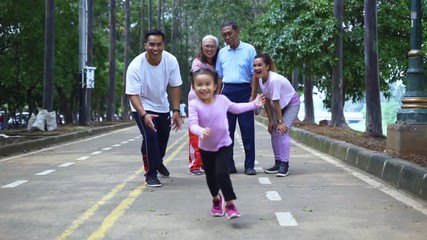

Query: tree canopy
[0,0,426,134]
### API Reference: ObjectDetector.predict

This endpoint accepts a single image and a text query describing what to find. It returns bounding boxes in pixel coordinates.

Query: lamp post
[397,0,427,124]
[78,0,87,125]
[387,0,427,156]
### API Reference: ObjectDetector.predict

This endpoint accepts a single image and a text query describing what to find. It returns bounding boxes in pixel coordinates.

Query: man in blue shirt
[215,20,258,175]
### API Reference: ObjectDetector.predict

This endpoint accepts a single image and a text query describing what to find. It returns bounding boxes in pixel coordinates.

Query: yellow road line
[87,140,187,240]
[57,133,187,240]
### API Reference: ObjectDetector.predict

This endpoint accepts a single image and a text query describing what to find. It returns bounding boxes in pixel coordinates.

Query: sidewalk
[1,118,426,201]
[255,116,427,201]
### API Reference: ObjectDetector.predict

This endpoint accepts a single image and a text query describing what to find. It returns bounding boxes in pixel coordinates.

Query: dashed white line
[58,162,75,167]
[275,212,298,226]
[2,180,28,188]
[120,141,128,144]
[35,170,56,176]
[112,144,121,147]
[91,151,102,155]
[102,147,112,151]
[76,156,90,161]
[258,177,271,185]
[266,191,282,201]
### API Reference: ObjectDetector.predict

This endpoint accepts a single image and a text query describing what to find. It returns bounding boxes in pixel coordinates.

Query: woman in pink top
[253,53,301,177]
[188,68,265,219]
[188,35,219,176]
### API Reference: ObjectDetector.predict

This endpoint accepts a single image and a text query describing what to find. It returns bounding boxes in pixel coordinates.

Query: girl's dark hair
[254,53,277,72]
[191,68,218,85]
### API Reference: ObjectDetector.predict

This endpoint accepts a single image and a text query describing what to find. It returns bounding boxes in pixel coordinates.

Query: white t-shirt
[126,51,182,113]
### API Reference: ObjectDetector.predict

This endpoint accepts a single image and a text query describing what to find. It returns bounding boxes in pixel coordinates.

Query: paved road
[0,121,426,240]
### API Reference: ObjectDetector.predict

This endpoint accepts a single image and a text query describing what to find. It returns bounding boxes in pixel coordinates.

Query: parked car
[7,112,30,128]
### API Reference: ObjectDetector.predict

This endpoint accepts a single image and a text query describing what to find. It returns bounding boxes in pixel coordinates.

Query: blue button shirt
[215,41,256,84]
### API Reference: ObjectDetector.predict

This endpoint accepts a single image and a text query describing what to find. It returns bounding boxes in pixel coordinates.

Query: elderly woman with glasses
[187,35,219,176]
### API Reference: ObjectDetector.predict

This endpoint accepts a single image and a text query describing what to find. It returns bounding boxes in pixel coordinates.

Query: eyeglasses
[203,45,217,50]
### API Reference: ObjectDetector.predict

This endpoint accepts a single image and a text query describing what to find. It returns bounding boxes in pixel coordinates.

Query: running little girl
[188,68,265,219]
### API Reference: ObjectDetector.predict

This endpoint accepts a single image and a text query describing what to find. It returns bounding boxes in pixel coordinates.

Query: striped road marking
[258,177,271,185]
[275,212,298,226]
[76,156,90,161]
[35,170,56,176]
[266,191,282,201]
[2,180,28,188]
[59,162,75,167]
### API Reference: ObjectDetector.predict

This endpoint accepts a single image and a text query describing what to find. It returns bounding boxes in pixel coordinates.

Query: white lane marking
[91,151,102,155]
[255,121,427,216]
[275,212,298,226]
[35,170,56,176]
[102,147,112,151]
[291,138,427,216]
[2,180,28,188]
[258,177,271,185]
[76,156,90,161]
[266,191,282,201]
[120,141,128,144]
[112,144,121,147]
[59,162,75,167]
[128,139,135,141]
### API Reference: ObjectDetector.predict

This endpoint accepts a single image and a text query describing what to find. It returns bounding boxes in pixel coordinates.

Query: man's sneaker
[277,162,289,177]
[157,163,170,177]
[244,168,257,175]
[189,169,203,175]
[145,175,162,187]
[211,195,224,217]
[225,203,241,219]
[264,160,280,174]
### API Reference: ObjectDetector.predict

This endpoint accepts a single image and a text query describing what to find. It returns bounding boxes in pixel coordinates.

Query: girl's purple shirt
[189,94,258,151]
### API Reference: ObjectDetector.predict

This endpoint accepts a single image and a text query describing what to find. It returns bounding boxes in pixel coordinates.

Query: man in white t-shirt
[126,29,183,187]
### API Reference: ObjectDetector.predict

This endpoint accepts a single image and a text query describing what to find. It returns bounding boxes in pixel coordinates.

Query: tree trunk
[42,0,55,112]
[291,68,299,91]
[292,67,300,121]
[161,0,165,33]
[364,0,383,136]
[139,0,145,52]
[107,0,116,121]
[303,70,315,123]
[148,0,152,30]
[157,0,161,30]
[121,0,130,120]
[331,0,347,128]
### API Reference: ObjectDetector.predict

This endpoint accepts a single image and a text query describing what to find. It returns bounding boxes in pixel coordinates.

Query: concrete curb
[255,116,427,201]
[0,121,136,158]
